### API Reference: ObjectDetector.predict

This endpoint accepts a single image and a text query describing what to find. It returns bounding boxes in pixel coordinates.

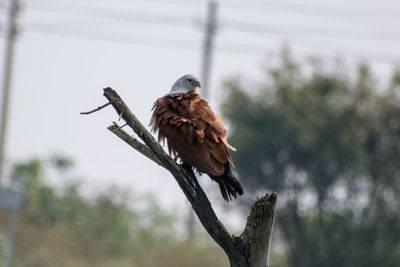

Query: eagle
[151,74,243,202]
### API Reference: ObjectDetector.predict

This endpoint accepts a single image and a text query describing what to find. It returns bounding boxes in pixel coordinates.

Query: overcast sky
[1,0,400,229]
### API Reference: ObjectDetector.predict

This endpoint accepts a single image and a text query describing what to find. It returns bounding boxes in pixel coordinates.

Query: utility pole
[0,4,21,266]
[200,0,217,100]
[0,0,19,188]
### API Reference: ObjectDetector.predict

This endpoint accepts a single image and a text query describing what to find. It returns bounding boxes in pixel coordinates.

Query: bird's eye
[187,78,193,83]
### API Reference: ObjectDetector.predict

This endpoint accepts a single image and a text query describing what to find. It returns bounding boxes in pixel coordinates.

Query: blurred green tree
[4,156,229,267]
[222,49,400,267]
[9,156,177,255]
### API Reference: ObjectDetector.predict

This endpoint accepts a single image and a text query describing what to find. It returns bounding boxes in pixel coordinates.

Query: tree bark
[82,87,277,267]
[242,194,277,267]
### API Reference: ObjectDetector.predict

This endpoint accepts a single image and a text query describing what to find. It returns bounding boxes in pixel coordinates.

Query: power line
[237,0,400,20]
[222,19,400,42]
[28,2,196,28]
[24,3,400,43]
[131,0,400,21]
[23,21,269,56]
[25,22,200,50]
[3,0,398,65]
[16,0,400,64]
[29,0,400,21]
[22,21,400,65]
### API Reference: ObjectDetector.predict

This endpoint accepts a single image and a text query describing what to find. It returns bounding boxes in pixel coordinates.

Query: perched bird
[151,74,243,202]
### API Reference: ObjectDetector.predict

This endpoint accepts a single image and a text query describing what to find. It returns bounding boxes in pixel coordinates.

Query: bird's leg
[180,162,197,188]
[181,162,195,177]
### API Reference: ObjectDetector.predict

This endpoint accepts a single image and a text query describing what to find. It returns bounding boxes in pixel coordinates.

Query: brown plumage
[151,81,243,202]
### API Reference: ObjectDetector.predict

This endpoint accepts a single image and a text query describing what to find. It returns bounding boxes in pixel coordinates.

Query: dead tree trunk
[81,87,277,267]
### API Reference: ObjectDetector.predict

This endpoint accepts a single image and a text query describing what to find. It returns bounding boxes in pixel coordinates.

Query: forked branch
[82,87,277,267]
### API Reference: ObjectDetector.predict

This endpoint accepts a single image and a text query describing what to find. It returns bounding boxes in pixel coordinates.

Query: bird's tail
[208,163,244,202]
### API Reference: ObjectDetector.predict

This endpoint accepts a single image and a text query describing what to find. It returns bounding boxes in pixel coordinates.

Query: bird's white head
[168,74,201,95]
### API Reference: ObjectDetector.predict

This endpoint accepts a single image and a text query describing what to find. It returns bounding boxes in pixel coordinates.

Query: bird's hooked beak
[195,80,201,89]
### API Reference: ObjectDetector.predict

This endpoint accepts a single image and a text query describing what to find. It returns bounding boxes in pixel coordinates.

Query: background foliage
[222,49,400,267]
[0,157,229,267]
[2,50,400,267]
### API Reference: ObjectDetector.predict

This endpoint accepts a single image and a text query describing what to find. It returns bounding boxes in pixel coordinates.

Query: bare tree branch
[242,193,277,267]
[108,122,165,168]
[80,102,111,115]
[102,87,239,258]
[82,87,277,267]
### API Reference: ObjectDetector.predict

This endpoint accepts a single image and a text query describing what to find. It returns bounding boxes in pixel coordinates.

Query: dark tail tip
[208,163,244,202]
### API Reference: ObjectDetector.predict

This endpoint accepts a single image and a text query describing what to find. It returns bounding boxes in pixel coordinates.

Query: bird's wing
[151,91,235,175]
[189,95,236,152]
